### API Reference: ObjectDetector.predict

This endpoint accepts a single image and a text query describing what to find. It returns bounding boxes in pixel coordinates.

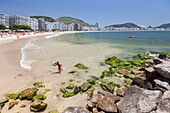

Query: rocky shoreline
[1,52,170,113]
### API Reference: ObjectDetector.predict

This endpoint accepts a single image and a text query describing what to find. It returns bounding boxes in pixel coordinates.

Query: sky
[0,0,170,27]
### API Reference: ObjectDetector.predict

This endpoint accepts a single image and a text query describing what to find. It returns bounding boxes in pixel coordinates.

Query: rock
[0,98,9,110]
[19,87,38,100]
[116,87,126,97]
[30,100,47,112]
[143,81,153,89]
[154,62,170,79]
[92,108,98,113]
[62,106,90,113]
[145,67,158,81]
[158,91,170,112]
[97,94,118,112]
[63,92,75,98]
[75,63,88,69]
[6,93,20,100]
[87,91,120,113]
[132,76,145,87]
[117,85,162,113]
[33,82,45,88]
[80,82,92,92]
[154,79,170,90]
[32,94,46,101]
[8,100,18,109]
[153,58,165,65]
[159,54,168,59]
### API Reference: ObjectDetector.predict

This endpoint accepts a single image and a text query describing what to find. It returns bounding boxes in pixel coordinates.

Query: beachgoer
[51,61,63,73]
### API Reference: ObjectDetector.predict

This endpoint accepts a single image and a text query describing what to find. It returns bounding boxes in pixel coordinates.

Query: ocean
[20,31,170,71]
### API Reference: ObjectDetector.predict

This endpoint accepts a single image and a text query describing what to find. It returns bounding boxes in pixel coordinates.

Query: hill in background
[156,23,170,28]
[105,23,142,28]
[56,17,90,26]
[30,16,55,22]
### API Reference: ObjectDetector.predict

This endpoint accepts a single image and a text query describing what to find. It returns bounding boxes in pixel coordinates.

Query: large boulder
[145,67,158,81]
[117,85,162,113]
[87,91,120,113]
[154,78,170,91]
[158,91,170,112]
[62,106,90,113]
[30,100,47,112]
[19,87,38,100]
[154,62,170,79]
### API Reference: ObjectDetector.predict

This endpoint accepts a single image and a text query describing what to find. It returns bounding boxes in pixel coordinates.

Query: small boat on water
[129,35,136,38]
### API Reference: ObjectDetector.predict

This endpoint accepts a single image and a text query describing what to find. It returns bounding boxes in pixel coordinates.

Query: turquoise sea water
[57,31,170,58]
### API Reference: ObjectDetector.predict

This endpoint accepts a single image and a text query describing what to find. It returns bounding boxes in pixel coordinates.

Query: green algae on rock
[75,63,88,69]
[32,94,46,101]
[33,82,45,88]
[8,100,18,109]
[30,100,47,112]
[6,93,20,100]
[19,88,38,100]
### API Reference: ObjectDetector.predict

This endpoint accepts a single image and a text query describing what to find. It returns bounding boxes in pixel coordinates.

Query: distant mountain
[30,16,55,22]
[156,23,170,28]
[56,17,89,26]
[105,23,142,28]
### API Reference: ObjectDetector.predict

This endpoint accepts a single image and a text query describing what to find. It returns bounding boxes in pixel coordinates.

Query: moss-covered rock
[130,60,147,67]
[105,56,122,67]
[8,100,18,109]
[19,88,38,100]
[87,79,95,85]
[109,67,117,74]
[123,74,136,79]
[33,82,45,88]
[101,82,115,93]
[137,53,150,60]
[63,92,75,98]
[80,82,92,92]
[30,100,47,112]
[124,78,133,87]
[86,86,94,98]
[116,87,126,97]
[66,84,77,89]
[20,104,26,108]
[6,93,20,100]
[32,94,46,101]
[73,86,81,95]
[49,110,59,113]
[75,63,88,69]
[60,88,68,93]
[100,70,110,79]
[61,82,66,85]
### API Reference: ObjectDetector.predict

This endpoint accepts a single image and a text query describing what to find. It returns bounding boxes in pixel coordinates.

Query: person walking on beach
[51,61,63,73]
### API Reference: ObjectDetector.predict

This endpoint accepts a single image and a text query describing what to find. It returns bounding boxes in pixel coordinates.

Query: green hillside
[30,16,55,22]
[105,23,141,28]
[156,23,170,28]
[56,17,89,26]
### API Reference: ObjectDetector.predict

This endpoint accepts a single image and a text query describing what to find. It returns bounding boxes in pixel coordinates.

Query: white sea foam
[20,43,43,70]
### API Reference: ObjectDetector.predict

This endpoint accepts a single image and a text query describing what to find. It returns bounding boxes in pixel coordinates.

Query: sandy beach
[0,31,124,113]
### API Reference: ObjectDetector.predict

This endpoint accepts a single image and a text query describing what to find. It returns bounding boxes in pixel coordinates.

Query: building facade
[0,13,9,28]
[9,15,29,26]
[28,17,38,31]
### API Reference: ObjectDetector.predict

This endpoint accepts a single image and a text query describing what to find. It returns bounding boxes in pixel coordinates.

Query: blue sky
[0,0,170,27]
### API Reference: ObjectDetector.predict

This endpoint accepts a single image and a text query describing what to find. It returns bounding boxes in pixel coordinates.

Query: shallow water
[21,31,170,70]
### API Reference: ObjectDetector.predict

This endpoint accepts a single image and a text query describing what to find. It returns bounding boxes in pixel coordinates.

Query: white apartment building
[0,13,9,28]
[28,17,38,31]
[9,15,29,26]
[38,19,46,31]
